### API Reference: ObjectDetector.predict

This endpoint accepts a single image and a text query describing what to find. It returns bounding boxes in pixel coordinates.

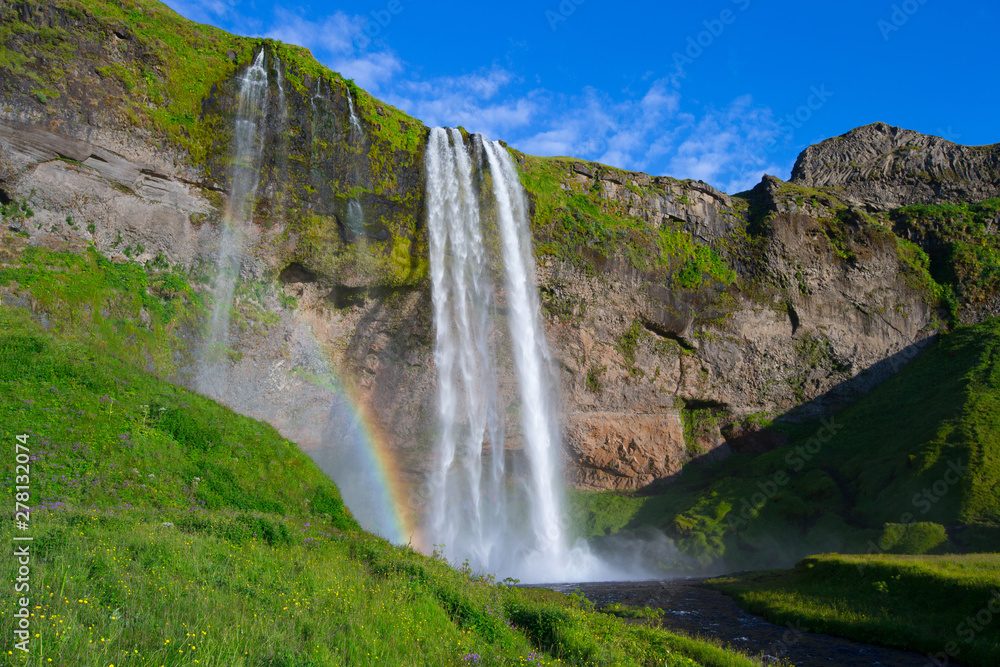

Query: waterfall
[482,140,566,569]
[345,92,366,236]
[196,49,268,396]
[426,128,583,582]
[426,128,505,570]
[347,93,364,141]
[187,52,406,544]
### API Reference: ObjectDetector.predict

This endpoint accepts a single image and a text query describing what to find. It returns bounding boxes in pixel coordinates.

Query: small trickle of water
[347,93,364,143]
[196,50,268,397]
[345,92,367,235]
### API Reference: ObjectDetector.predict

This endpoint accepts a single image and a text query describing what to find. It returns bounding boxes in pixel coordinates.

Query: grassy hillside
[569,318,1000,571]
[0,296,760,666]
[890,198,1000,319]
[709,554,1000,666]
[0,0,424,166]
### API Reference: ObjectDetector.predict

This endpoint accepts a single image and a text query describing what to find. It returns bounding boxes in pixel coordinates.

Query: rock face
[0,2,993,497]
[564,412,686,490]
[0,118,213,264]
[791,122,1000,211]
[532,169,940,490]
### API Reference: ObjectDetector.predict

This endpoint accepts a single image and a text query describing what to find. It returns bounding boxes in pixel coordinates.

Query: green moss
[585,365,605,393]
[877,522,952,555]
[617,319,643,368]
[659,226,737,289]
[891,198,1000,317]
[517,153,735,290]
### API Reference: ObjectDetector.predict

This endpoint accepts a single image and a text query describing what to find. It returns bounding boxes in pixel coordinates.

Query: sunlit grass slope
[709,553,1000,666]
[0,294,757,666]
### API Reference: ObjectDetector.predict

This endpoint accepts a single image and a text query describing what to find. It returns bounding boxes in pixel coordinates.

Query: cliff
[1,0,998,503]
[791,121,1000,210]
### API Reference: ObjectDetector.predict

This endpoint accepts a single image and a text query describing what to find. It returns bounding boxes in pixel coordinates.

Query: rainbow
[341,383,417,546]
[291,362,416,548]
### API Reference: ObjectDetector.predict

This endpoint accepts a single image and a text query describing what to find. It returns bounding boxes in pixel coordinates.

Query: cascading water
[345,93,366,236]
[426,129,646,583]
[196,49,269,397]
[425,129,581,582]
[347,94,364,139]
[482,140,567,572]
[186,52,405,544]
[426,128,506,571]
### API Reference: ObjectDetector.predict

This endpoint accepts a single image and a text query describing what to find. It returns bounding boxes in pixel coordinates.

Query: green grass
[891,198,1000,317]
[0,308,355,527]
[0,507,759,667]
[0,295,758,667]
[567,319,1000,571]
[0,243,206,377]
[515,154,735,290]
[708,553,1000,666]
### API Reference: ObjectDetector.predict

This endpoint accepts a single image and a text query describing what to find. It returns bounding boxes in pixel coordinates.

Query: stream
[534,579,932,666]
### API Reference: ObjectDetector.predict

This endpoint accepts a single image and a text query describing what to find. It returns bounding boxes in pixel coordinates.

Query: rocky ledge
[791,122,1000,211]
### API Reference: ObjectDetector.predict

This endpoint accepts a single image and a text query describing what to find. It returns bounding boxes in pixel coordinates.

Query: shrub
[878,522,951,555]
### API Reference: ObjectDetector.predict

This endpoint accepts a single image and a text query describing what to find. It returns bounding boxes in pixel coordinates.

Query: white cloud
[161,0,235,24]
[331,52,403,91]
[384,68,535,140]
[265,9,364,55]
[261,8,402,90]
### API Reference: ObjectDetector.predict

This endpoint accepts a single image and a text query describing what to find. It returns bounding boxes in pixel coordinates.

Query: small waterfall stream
[196,49,268,397]
[345,93,366,236]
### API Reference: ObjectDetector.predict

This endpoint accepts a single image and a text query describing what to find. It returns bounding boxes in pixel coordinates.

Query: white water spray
[196,49,268,396]
[425,129,651,583]
[426,128,505,571]
[482,140,566,572]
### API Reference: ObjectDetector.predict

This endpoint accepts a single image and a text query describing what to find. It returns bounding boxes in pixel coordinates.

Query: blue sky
[163,0,998,194]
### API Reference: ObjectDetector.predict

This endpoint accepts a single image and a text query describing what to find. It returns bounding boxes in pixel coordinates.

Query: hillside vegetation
[0,251,758,666]
[0,0,424,166]
[570,317,1000,570]
[709,553,1000,666]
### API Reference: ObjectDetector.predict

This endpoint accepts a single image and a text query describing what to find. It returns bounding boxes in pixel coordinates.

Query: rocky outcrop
[547,158,741,244]
[791,122,1000,210]
[564,411,686,490]
[0,118,213,263]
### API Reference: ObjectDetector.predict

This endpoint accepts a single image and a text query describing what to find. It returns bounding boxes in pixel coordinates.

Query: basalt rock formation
[790,121,1000,210]
[1,0,998,502]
